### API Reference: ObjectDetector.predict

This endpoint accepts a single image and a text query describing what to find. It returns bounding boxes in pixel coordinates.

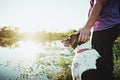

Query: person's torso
[89,0,120,31]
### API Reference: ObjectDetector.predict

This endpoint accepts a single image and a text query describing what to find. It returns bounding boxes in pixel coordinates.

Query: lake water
[0,41,42,79]
[0,40,71,80]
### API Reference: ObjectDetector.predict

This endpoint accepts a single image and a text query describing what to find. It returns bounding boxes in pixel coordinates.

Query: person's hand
[78,27,91,42]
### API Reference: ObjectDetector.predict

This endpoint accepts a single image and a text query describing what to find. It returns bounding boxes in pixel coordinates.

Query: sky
[0,0,90,32]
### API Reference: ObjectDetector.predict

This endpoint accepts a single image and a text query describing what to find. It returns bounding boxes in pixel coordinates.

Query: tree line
[0,27,20,47]
[0,26,120,47]
[0,26,77,47]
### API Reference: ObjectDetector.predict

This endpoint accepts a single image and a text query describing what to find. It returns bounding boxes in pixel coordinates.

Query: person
[78,0,120,80]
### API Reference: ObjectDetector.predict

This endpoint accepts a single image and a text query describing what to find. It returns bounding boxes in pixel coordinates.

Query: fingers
[78,28,91,42]
[79,33,90,42]
[81,35,89,42]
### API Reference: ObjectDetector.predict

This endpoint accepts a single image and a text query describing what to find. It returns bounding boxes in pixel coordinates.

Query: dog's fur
[61,33,100,80]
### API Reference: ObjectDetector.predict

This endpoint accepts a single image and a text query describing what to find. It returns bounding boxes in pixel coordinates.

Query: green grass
[5,41,120,80]
[113,42,120,78]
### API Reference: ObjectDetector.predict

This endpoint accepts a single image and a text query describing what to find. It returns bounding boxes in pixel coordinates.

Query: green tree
[0,26,19,47]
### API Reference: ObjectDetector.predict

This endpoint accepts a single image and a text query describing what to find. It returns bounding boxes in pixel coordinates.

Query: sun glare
[14,41,42,66]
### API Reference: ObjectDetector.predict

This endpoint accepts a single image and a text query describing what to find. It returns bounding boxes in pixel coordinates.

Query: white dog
[62,33,100,80]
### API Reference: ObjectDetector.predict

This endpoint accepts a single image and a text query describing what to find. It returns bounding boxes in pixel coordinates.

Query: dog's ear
[70,33,79,42]
[69,34,76,45]
[69,33,79,49]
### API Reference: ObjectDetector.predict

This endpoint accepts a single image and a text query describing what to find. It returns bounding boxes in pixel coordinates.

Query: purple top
[89,0,120,31]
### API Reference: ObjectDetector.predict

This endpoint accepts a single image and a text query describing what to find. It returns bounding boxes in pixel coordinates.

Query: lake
[0,40,73,80]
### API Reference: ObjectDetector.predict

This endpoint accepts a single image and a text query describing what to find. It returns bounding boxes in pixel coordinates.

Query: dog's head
[61,33,84,49]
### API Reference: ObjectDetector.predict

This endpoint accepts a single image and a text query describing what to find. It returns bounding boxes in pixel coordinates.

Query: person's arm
[78,0,107,42]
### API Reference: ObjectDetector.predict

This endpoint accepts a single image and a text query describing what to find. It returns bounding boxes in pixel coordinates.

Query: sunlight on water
[0,40,74,80]
[0,40,43,67]
[0,41,43,79]
[16,41,42,65]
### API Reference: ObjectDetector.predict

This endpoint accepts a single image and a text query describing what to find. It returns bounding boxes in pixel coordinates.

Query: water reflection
[0,41,42,79]
[16,41,42,64]
[0,40,73,80]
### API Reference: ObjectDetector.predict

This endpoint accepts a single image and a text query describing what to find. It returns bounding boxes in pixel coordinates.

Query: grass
[113,42,120,78]
[1,41,120,80]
